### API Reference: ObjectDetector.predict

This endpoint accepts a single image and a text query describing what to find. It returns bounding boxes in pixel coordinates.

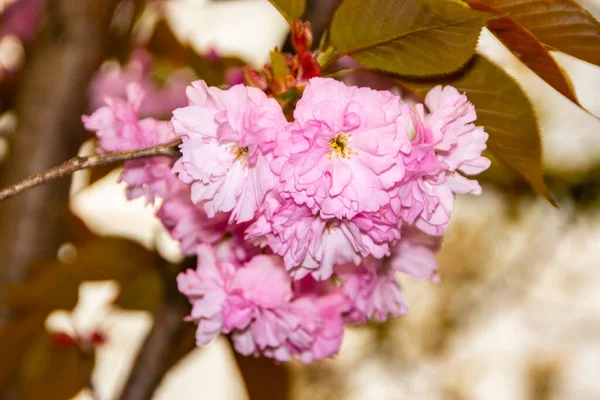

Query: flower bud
[292,20,313,55]
[243,66,268,90]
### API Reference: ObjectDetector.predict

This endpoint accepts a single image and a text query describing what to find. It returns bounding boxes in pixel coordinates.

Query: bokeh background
[1,0,600,399]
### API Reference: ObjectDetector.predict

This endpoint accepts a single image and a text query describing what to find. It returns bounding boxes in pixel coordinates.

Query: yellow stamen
[230,145,249,162]
[329,133,355,159]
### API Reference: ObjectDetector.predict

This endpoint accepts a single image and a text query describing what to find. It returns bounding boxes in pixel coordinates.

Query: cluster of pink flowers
[83,76,489,362]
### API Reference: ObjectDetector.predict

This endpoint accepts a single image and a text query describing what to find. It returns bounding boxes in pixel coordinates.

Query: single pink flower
[172,80,287,223]
[177,244,235,346]
[394,86,490,236]
[423,85,491,182]
[224,254,343,362]
[271,77,411,219]
[336,257,408,323]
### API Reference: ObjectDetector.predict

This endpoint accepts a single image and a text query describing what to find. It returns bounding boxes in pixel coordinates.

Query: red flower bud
[298,52,321,81]
[292,20,313,56]
[243,66,268,90]
[50,332,77,349]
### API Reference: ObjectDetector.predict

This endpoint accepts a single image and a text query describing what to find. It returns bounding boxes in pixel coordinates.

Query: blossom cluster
[83,76,489,362]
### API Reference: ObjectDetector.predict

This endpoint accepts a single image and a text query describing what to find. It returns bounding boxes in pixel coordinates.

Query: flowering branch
[0,140,182,202]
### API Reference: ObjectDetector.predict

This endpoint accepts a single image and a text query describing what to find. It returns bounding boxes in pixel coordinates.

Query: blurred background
[1,0,600,399]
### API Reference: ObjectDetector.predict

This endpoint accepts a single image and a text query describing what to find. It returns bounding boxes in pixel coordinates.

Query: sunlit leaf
[468,1,579,104]
[0,314,45,390]
[329,0,492,76]
[115,268,164,312]
[474,0,600,66]
[397,55,554,203]
[268,0,305,24]
[20,333,94,400]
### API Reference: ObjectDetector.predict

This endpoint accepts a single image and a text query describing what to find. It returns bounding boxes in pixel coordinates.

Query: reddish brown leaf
[0,314,45,390]
[20,333,95,400]
[114,268,164,312]
[2,267,81,313]
[476,0,600,66]
[469,1,579,104]
[1,236,158,315]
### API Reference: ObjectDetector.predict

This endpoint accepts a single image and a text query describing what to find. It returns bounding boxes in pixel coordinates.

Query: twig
[0,140,181,202]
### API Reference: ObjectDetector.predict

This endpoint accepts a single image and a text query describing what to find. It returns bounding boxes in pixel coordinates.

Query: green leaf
[20,334,94,400]
[115,268,164,312]
[268,0,305,24]
[329,0,492,76]
[270,48,289,79]
[468,1,579,105]
[397,55,555,204]
[472,0,600,67]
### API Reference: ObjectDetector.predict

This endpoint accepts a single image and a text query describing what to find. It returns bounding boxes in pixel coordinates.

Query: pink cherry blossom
[290,276,351,362]
[120,157,180,204]
[336,257,408,323]
[226,260,349,362]
[271,77,411,219]
[245,197,399,280]
[172,80,287,223]
[157,188,231,255]
[177,244,234,346]
[214,231,259,265]
[83,83,182,203]
[395,85,490,236]
[391,225,441,282]
[178,245,349,362]
[89,49,192,119]
[83,83,175,153]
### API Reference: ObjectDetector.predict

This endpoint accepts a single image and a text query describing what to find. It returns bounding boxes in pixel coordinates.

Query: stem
[0,140,181,202]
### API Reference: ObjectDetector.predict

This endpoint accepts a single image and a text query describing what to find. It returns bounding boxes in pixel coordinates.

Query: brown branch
[0,0,122,301]
[118,258,197,400]
[0,140,181,202]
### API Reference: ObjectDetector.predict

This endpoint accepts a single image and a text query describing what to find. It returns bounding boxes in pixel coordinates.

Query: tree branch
[0,140,181,202]
[118,258,197,400]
